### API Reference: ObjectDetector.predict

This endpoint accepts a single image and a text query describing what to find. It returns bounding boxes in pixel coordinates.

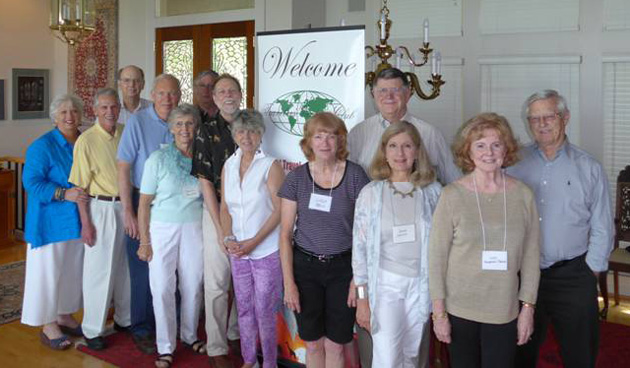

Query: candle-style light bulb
[423,19,429,44]
[436,51,442,76]
[340,18,346,26]
[396,48,402,69]
[431,52,437,76]
[380,12,386,40]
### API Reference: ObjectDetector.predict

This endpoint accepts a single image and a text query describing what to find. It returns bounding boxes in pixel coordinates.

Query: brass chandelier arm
[398,46,430,68]
[406,72,445,100]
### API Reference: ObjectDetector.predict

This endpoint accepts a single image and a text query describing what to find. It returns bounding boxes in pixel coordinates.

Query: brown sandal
[183,340,207,354]
[155,354,173,368]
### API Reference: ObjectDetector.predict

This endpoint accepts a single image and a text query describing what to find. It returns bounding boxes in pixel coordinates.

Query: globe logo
[266,90,348,137]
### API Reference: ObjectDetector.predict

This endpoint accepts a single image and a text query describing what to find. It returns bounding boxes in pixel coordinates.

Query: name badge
[393,224,416,243]
[183,185,200,199]
[160,143,170,149]
[309,193,332,212]
[482,250,508,271]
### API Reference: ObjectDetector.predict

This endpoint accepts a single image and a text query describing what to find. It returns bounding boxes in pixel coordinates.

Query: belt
[547,252,586,269]
[295,246,351,262]
[90,195,121,202]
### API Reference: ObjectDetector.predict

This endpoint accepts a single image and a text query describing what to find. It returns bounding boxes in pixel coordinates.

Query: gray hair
[93,88,120,109]
[117,65,145,81]
[49,94,83,122]
[194,70,219,86]
[167,103,201,130]
[522,89,570,122]
[152,73,181,93]
[231,109,266,137]
[371,67,410,90]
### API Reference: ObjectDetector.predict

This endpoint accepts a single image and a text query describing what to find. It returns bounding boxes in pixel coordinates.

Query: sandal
[39,331,72,350]
[59,324,83,337]
[155,354,173,368]
[183,340,207,354]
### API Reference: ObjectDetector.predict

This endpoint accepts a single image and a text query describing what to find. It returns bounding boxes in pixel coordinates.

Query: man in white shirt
[348,67,460,368]
[117,65,151,124]
[348,68,460,185]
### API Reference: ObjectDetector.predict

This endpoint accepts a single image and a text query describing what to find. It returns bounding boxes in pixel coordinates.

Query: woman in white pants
[352,122,441,368]
[137,104,205,368]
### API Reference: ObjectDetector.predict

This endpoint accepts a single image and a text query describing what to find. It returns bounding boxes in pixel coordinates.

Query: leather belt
[90,195,121,202]
[295,246,351,262]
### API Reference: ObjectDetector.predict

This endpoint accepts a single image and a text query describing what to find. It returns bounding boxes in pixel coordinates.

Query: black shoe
[85,336,107,350]
[113,322,130,333]
[132,333,156,355]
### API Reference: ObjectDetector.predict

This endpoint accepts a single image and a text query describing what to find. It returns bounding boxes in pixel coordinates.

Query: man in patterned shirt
[190,73,241,368]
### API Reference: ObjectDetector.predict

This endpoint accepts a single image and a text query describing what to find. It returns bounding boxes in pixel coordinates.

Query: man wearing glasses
[509,89,613,368]
[117,65,151,125]
[347,67,460,368]
[193,70,219,118]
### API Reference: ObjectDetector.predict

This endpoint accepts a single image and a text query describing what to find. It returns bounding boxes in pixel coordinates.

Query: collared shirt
[69,122,124,196]
[507,140,614,271]
[22,128,81,248]
[117,97,151,125]
[348,113,461,185]
[190,111,236,201]
[117,106,173,188]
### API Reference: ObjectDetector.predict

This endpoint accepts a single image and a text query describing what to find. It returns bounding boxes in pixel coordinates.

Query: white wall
[0,0,69,157]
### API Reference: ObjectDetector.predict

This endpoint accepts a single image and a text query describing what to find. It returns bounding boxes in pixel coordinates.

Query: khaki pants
[202,209,240,356]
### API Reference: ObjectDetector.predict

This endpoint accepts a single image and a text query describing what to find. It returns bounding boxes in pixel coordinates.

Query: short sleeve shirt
[278,161,370,255]
[140,144,202,223]
[190,111,236,201]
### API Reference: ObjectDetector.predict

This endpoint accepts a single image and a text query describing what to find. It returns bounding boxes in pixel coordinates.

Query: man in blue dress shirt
[116,74,179,354]
[509,90,614,368]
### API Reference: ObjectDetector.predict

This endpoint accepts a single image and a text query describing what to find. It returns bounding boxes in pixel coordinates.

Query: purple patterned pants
[231,251,283,367]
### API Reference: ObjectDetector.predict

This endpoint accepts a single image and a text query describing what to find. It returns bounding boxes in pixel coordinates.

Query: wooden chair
[600,165,630,318]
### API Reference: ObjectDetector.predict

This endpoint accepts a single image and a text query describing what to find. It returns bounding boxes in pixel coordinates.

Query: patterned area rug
[0,261,24,325]
[68,0,118,121]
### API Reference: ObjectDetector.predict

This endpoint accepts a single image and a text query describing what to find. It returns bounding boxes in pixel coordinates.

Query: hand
[517,305,535,345]
[225,239,240,254]
[433,315,452,344]
[137,244,153,262]
[356,299,371,333]
[81,222,96,247]
[65,187,89,203]
[123,209,139,240]
[347,280,357,308]
[233,238,258,257]
[284,281,301,313]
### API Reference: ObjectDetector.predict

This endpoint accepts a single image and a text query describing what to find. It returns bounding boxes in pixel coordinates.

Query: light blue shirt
[22,128,81,247]
[117,106,173,188]
[140,144,202,223]
[507,140,614,271]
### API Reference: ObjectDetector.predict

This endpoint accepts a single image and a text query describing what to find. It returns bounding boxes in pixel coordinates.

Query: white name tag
[183,185,200,199]
[308,193,332,212]
[160,143,170,149]
[482,250,508,271]
[393,224,416,243]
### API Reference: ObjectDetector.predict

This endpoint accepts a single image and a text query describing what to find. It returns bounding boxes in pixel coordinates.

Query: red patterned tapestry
[68,0,118,121]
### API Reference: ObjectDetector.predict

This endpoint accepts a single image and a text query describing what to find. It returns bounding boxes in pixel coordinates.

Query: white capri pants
[21,239,84,326]
[149,221,204,355]
[372,268,429,368]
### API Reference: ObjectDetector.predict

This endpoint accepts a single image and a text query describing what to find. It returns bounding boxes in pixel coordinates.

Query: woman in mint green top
[137,104,206,368]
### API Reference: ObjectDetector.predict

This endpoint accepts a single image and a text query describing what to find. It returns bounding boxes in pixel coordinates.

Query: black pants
[515,255,599,368]
[448,314,517,368]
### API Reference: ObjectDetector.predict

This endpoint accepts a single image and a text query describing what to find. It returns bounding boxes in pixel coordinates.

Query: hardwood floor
[2,241,630,367]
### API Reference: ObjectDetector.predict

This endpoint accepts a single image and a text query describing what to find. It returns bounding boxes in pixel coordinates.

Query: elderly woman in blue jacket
[352,121,441,368]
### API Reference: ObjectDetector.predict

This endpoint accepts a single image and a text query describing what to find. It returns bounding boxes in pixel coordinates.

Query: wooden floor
[2,241,630,367]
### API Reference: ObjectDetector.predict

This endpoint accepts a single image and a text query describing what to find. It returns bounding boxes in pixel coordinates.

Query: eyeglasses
[373,87,407,96]
[196,83,213,90]
[527,113,561,125]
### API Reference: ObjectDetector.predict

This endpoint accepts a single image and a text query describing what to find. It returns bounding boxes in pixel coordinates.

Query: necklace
[387,180,416,198]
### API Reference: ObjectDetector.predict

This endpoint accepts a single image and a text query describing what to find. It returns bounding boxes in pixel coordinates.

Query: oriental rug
[68,0,118,121]
[0,261,24,325]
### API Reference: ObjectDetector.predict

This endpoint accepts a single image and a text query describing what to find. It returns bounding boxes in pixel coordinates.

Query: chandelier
[365,0,445,100]
[49,0,96,46]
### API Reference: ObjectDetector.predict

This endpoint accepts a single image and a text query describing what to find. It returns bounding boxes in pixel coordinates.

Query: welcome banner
[257,26,365,170]
[256,26,365,367]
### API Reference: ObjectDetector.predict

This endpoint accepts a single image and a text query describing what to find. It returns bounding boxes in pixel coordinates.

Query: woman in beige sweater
[428,113,540,368]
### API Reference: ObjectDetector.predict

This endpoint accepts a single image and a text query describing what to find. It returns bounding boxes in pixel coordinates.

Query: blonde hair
[452,112,520,173]
[300,112,349,162]
[370,121,435,187]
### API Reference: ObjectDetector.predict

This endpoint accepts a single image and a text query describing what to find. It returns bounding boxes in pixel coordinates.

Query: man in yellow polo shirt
[69,88,130,350]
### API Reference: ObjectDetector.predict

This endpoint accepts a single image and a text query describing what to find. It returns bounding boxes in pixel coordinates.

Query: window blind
[604,0,630,31]
[388,0,462,39]
[480,0,579,35]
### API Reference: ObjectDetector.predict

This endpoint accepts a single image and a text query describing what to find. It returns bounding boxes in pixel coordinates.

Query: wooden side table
[0,169,16,246]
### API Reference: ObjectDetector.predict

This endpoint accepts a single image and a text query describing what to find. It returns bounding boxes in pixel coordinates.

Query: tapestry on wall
[68,0,118,121]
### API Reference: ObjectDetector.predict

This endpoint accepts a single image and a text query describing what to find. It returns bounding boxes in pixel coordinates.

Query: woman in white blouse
[352,121,441,368]
[220,109,285,368]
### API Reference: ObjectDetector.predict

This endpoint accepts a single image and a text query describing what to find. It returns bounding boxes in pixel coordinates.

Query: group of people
[20,65,613,368]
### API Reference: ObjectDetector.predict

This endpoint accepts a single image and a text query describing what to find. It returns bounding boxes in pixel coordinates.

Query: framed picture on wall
[0,79,5,120]
[12,68,49,120]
